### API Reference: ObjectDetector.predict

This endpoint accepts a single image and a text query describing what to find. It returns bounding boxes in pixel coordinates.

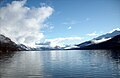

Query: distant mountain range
[0,34,64,52]
[66,30,120,50]
[0,30,120,51]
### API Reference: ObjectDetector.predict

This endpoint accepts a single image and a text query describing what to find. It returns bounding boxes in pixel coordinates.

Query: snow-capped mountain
[66,30,120,50]
[67,35,120,50]
[94,30,120,40]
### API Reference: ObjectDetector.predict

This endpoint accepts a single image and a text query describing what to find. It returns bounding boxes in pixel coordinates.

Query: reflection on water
[0,50,120,78]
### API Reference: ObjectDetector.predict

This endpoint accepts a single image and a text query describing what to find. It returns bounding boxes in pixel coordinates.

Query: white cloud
[0,0,54,47]
[108,28,120,33]
[45,37,82,47]
[68,26,71,30]
[87,32,98,36]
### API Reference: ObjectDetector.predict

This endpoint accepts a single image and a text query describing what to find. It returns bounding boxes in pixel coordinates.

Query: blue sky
[0,0,120,47]
[46,0,120,37]
[28,0,120,38]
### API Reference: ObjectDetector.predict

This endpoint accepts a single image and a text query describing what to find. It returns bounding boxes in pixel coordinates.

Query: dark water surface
[0,50,120,78]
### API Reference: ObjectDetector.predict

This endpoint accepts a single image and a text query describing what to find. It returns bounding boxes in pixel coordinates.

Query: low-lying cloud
[0,0,54,47]
[38,37,82,47]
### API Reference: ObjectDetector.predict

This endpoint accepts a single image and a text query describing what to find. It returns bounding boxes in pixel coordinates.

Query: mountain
[66,30,120,50]
[0,34,64,51]
[94,30,120,40]
[1,30,120,51]
[0,34,27,52]
[76,35,120,49]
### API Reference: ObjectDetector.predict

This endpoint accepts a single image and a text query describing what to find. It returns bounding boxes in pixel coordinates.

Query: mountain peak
[94,29,120,40]
[108,28,120,33]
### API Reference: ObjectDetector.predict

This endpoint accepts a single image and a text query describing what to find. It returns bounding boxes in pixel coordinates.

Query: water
[0,50,120,78]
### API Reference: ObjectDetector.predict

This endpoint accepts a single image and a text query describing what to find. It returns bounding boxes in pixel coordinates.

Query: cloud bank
[38,37,82,47]
[0,0,54,47]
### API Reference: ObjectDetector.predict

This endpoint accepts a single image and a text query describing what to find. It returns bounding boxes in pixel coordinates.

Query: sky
[0,0,120,47]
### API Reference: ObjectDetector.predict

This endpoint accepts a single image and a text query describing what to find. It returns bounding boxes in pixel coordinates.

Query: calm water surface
[0,50,120,78]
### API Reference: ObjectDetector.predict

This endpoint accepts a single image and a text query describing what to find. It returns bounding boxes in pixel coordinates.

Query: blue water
[0,50,120,78]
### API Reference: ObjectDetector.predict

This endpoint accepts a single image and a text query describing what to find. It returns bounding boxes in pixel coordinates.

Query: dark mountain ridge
[0,34,27,52]
[77,35,120,49]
